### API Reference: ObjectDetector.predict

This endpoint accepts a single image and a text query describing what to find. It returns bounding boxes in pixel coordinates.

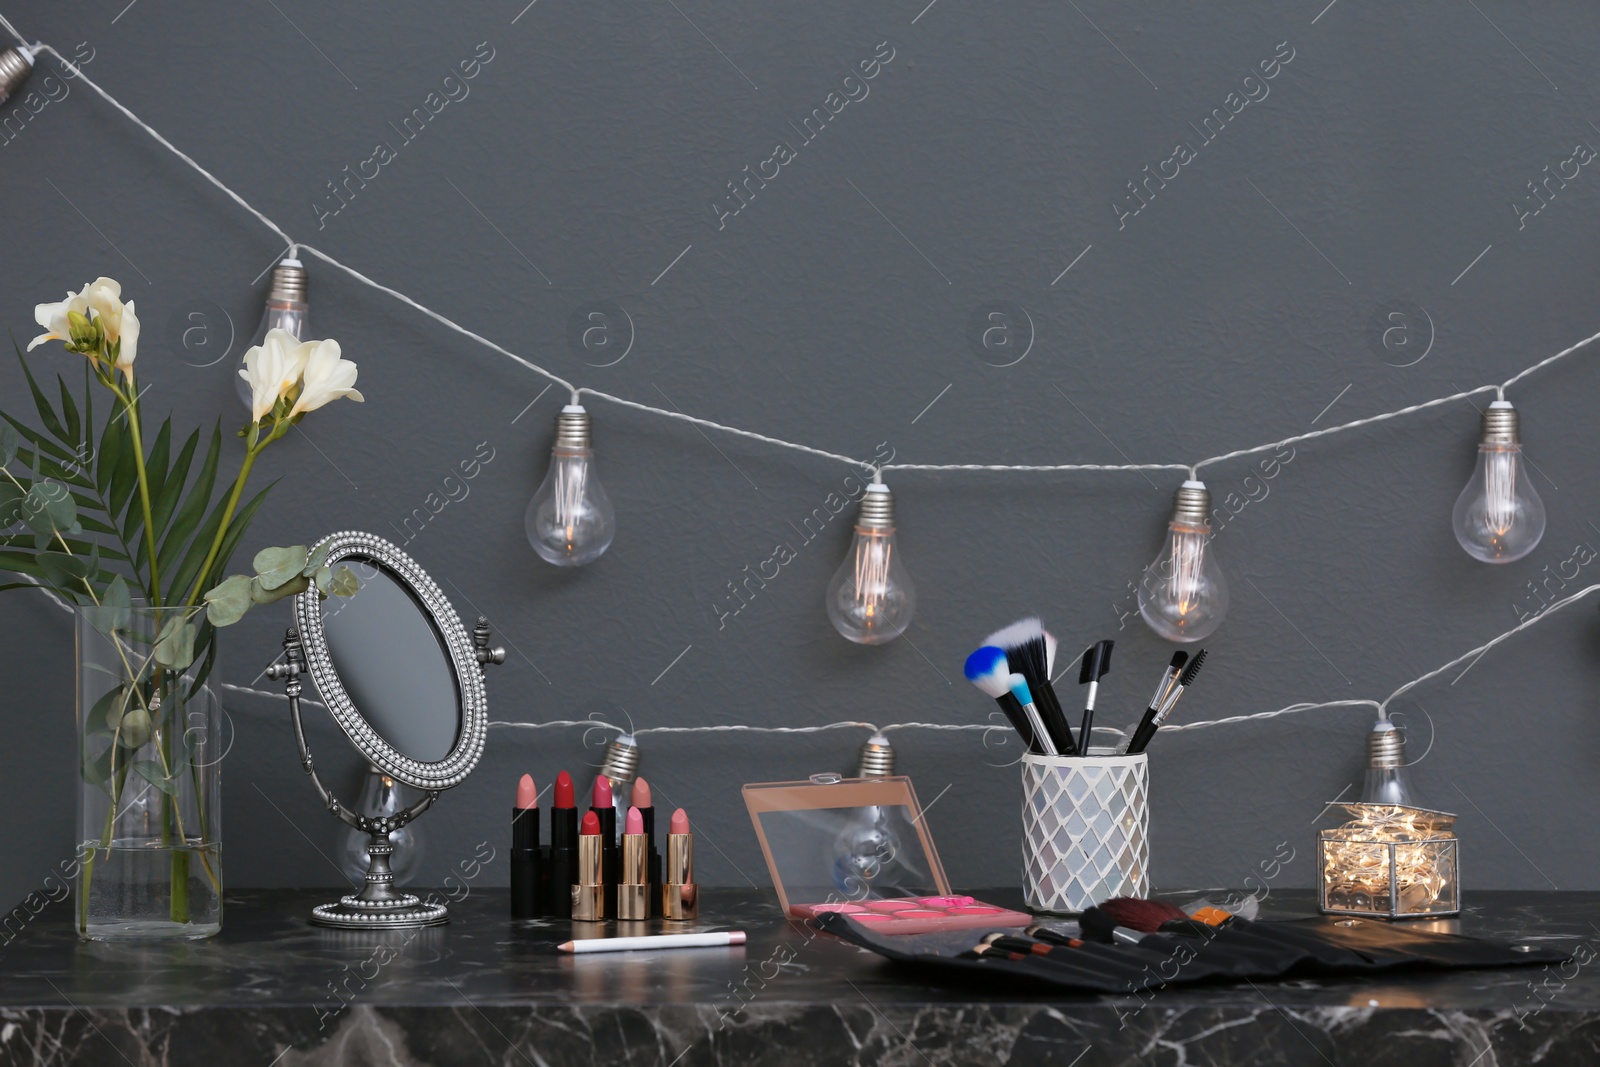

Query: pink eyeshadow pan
[850,914,896,922]
[807,903,866,914]
[864,900,918,912]
[894,910,946,918]
[948,905,1003,914]
[917,897,974,908]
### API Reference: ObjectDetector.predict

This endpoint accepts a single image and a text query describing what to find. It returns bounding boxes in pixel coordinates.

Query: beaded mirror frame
[268,530,504,928]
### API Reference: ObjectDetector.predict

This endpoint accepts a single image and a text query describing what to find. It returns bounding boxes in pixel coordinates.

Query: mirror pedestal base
[309,895,448,930]
[308,830,449,930]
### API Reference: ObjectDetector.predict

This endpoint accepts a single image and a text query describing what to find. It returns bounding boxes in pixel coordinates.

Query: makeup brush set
[964,618,1206,755]
[815,894,1568,993]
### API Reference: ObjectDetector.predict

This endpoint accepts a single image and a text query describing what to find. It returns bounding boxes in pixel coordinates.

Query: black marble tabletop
[0,887,1595,1066]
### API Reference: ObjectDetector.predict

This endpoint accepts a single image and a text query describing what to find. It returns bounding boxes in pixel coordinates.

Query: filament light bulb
[1138,480,1228,643]
[826,483,916,645]
[235,258,310,408]
[525,404,615,567]
[1452,400,1544,563]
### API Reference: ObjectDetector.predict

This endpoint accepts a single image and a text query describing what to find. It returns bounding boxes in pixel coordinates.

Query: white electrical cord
[7,35,1596,483]
[8,24,1600,750]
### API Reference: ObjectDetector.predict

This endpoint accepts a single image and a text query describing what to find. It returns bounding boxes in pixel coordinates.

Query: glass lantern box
[1318,803,1460,920]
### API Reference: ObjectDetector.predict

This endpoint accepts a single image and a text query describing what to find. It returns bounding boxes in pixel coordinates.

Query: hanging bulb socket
[267,258,308,303]
[1169,480,1211,526]
[855,732,896,778]
[1367,722,1404,768]
[0,46,33,108]
[599,732,640,785]
[857,483,895,528]
[555,405,593,449]
[1480,401,1519,445]
[1359,719,1416,807]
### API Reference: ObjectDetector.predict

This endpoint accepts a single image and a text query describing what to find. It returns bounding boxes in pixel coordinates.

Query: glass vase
[76,602,223,940]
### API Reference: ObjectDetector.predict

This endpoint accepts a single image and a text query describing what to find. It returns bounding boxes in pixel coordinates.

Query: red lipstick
[574,810,604,921]
[590,776,619,916]
[511,774,541,919]
[544,769,578,918]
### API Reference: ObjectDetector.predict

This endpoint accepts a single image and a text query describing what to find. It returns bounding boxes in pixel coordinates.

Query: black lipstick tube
[511,803,541,919]
[546,804,577,918]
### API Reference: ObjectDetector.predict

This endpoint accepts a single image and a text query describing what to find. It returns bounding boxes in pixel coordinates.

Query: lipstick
[618,806,650,920]
[573,810,606,921]
[633,777,661,917]
[545,770,578,918]
[591,776,618,917]
[511,774,541,919]
[662,807,697,921]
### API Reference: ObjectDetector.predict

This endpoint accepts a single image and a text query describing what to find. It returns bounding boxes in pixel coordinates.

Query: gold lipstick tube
[618,833,649,920]
[572,832,605,921]
[661,831,697,920]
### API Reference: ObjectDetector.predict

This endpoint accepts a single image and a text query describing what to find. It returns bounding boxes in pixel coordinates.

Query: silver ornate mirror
[268,531,503,928]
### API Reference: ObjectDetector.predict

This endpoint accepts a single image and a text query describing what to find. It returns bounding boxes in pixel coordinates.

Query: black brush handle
[1125,708,1160,754]
[995,693,1041,754]
[1032,682,1079,756]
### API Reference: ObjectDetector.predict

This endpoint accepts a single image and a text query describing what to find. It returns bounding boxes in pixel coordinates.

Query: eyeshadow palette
[791,895,1033,935]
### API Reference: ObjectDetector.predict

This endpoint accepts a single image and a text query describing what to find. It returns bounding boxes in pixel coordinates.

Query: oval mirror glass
[320,559,460,763]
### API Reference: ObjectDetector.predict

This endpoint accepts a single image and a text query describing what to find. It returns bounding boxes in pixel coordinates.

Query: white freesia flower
[29,277,140,375]
[238,329,310,423]
[289,339,363,417]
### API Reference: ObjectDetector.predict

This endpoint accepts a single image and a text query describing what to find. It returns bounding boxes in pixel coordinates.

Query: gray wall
[3,0,1599,909]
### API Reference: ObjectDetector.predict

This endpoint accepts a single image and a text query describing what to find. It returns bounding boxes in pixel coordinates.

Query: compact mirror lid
[295,531,487,791]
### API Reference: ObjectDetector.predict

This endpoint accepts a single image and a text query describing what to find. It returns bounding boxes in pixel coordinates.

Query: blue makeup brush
[964,646,1042,754]
[1007,674,1059,757]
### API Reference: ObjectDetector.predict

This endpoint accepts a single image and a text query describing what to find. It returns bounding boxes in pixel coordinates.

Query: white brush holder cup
[1021,750,1150,914]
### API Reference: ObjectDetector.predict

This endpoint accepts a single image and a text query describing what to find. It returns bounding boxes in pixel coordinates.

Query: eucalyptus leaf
[153,615,197,670]
[253,544,308,591]
[0,482,24,527]
[302,542,332,576]
[249,572,309,604]
[86,683,126,733]
[81,740,114,787]
[36,550,88,587]
[119,705,152,748]
[85,575,132,636]
[203,574,252,627]
[327,566,360,598]
[132,759,179,796]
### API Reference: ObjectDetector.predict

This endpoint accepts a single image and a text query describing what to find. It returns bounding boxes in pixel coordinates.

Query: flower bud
[67,310,98,348]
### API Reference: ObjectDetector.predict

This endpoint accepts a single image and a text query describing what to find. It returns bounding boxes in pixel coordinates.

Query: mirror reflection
[320,559,460,763]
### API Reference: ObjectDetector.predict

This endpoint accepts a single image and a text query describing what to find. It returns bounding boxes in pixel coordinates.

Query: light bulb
[1359,720,1416,807]
[525,404,615,566]
[1138,480,1228,643]
[235,258,310,408]
[826,483,916,645]
[337,766,426,886]
[0,46,34,107]
[1452,401,1544,563]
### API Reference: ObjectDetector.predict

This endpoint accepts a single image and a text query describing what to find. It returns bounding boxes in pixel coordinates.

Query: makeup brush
[986,618,1077,755]
[964,646,1041,753]
[1123,652,1187,755]
[1008,675,1058,756]
[1126,649,1206,755]
[1076,640,1114,756]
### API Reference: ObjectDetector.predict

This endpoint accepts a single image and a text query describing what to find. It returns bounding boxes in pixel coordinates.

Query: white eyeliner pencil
[557,930,747,954]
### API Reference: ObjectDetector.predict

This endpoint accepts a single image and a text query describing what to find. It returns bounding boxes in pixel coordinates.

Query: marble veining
[1,888,1597,1065]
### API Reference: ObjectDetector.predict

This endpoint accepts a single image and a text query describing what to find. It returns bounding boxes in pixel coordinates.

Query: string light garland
[1,17,1595,656]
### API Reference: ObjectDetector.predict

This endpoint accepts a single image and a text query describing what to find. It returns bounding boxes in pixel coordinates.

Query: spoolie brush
[1125,649,1206,755]
[985,618,1077,756]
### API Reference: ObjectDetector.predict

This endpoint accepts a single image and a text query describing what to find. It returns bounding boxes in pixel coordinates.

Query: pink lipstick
[618,805,650,920]
[662,807,697,921]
